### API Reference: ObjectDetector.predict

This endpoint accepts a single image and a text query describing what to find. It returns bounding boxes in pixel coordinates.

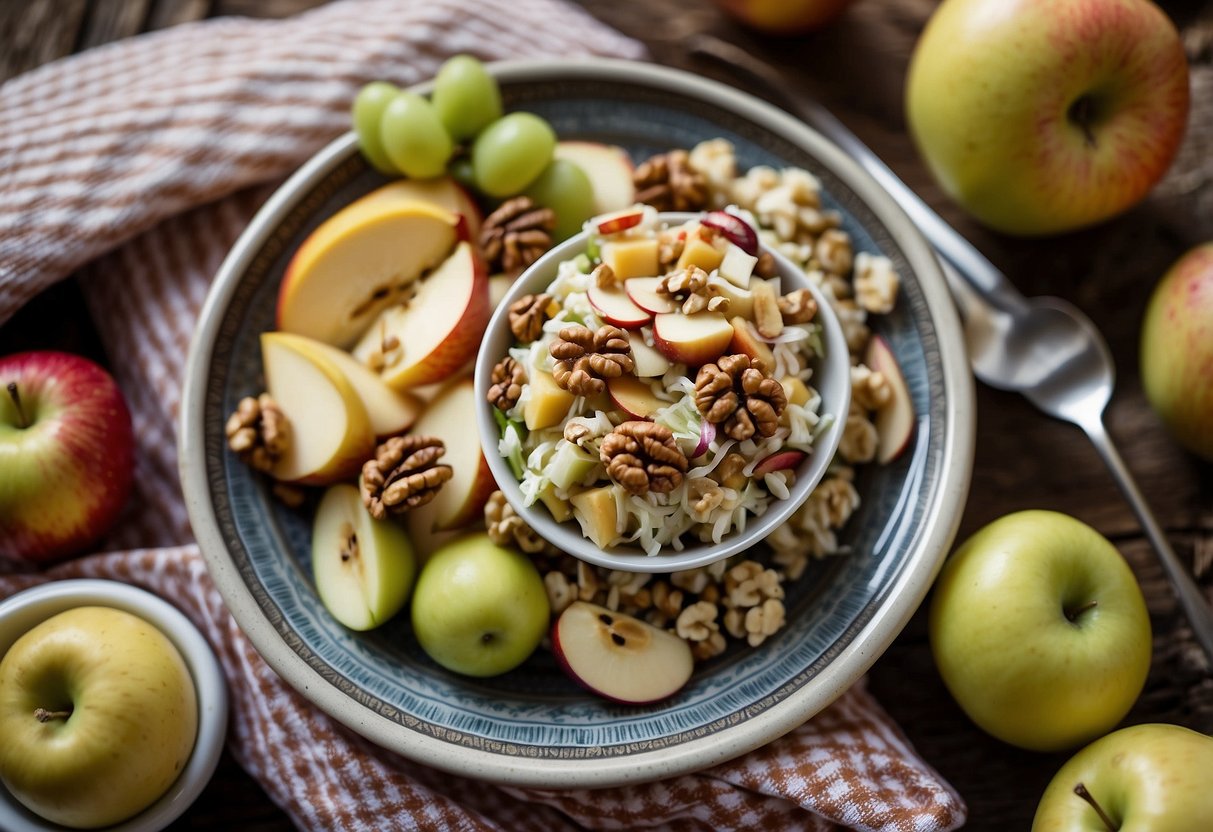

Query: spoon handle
[1083,418,1213,662]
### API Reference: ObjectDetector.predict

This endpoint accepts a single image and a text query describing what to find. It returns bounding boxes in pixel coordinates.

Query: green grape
[447,154,477,191]
[379,91,454,179]
[431,55,503,141]
[352,81,401,175]
[524,159,595,241]
[471,112,556,198]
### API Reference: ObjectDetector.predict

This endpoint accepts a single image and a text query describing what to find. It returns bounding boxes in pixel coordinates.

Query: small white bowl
[475,213,851,573]
[0,580,229,832]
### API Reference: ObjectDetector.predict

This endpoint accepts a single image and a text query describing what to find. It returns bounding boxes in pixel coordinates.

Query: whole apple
[0,352,135,564]
[1140,243,1213,462]
[1032,723,1213,831]
[713,0,856,35]
[929,510,1152,752]
[410,533,549,677]
[0,606,198,828]
[906,0,1189,236]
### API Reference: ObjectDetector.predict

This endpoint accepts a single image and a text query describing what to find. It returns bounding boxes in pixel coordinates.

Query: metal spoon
[692,35,1213,662]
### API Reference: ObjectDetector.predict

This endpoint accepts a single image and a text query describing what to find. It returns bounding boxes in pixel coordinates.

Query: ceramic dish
[0,580,229,832]
[474,213,851,572]
[179,58,974,787]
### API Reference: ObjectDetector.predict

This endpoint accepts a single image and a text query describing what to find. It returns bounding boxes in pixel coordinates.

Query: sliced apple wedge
[553,141,636,214]
[552,602,694,704]
[312,483,416,631]
[628,331,672,378]
[277,193,465,348]
[729,317,776,369]
[264,332,422,439]
[864,335,916,464]
[352,241,489,391]
[607,376,666,419]
[593,206,646,236]
[260,332,374,485]
[753,449,807,476]
[625,277,678,314]
[587,283,652,329]
[360,176,482,239]
[411,378,497,532]
[652,311,734,366]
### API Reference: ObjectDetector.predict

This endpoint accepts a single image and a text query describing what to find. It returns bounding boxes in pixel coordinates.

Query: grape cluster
[352,55,594,241]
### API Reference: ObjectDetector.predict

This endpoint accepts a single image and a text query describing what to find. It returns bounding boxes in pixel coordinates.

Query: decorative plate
[179,59,974,788]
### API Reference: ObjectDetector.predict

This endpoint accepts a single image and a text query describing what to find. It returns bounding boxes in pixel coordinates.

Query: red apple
[0,352,134,564]
[586,283,652,329]
[652,312,735,366]
[714,0,856,35]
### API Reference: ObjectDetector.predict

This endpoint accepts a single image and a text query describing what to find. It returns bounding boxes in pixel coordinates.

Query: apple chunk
[312,483,416,631]
[553,141,636,214]
[652,311,734,366]
[628,331,672,378]
[864,335,915,464]
[410,378,497,532]
[552,601,694,704]
[587,283,652,329]
[261,332,374,485]
[353,241,489,391]
[607,376,666,419]
[277,193,464,348]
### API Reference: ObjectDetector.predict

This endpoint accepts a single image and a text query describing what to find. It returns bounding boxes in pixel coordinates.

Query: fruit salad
[488,207,834,557]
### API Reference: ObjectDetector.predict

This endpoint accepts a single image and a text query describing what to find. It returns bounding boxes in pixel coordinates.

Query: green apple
[0,352,134,565]
[1032,723,1213,831]
[312,483,417,631]
[1140,243,1213,462]
[906,0,1189,236]
[410,533,549,677]
[929,510,1151,752]
[0,606,198,828]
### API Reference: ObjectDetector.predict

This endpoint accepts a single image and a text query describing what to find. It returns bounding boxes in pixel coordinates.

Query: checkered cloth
[0,1,966,829]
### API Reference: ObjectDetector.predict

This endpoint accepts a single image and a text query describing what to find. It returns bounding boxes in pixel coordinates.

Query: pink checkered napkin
[0,2,966,829]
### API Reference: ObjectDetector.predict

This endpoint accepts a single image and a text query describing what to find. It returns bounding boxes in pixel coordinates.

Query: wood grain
[1,0,1211,829]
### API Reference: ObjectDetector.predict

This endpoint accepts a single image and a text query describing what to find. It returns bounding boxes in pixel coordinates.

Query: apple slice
[593,206,647,235]
[625,277,678,314]
[587,283,652,329]
[553,141,636,214]
[410,378,497,532]
[488,273,515,311]
[864,335,916,464]
[277,195,465,348]
[628,331,672,378]
[652,312,734,366]
[707,275,754,318]
[729,316,776,369]
[312,483,417,631]
[260,332,374,485]
[352,241,489,391]
[360,176,482,239]
[263,332,422,439]
[701,210,759,255]
[552,601,694,704]
[753,450,808,476]
[607,376,666,419]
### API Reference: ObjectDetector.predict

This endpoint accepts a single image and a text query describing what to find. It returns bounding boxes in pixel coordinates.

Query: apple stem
[1074,783,1118,831]
[7,382,28,429]
[33,707,72,723]
[1065,599,1098,622]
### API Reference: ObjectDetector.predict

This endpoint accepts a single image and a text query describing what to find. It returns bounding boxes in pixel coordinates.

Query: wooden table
[2,0,1210,828]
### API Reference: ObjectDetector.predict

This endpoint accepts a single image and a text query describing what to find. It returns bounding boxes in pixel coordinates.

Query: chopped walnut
[600,421,688,496]
[563,421,592,447]
[688,139,738,207]
[633,149,710,212]
[850,364,892,411]
[479,196,556,277]
[675,600,719,642]
[508,292,556,343]
[591,263,619,289]
[694,354,787,441]
[549,324,634,396]
[815,476,861,529]
[711,452,748,491]
[814,228,853,276]
[670,566,711,595]
[853,252,900,314]
[832,297,871,355]
[754,251,778,278]
[725,561,783,608]
[658,265,727,314]
[723,606,746,640]
[485,490,552,555]
[360,435,453,519]
[576,561,600,603]
[691,630,728,662]
[778,289,818,325]
[744,598,786,647]
[225,393,289,473]
[487,356,526,412]
[685,478,725,521]
[657,228,686,271]
[838,407,879,464]
[651,580,684,619]
[544,571,578,615]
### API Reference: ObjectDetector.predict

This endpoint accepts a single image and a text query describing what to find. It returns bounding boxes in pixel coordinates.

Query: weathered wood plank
[78,0,152,51]
[0,0,88,83]
[211,0,326,19]
[147,0,212,30]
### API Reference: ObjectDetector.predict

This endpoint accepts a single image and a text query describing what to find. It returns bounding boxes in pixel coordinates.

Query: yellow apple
[352,241,490,391]
[260,332,374,485]
[0,606,198,828]
[275,190,465,348]
[906,0,1190,236]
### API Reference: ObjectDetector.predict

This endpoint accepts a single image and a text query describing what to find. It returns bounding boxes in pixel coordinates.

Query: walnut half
[600,421,689,496]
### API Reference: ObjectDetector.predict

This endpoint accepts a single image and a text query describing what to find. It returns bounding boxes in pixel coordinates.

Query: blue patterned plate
[180,59,974,787]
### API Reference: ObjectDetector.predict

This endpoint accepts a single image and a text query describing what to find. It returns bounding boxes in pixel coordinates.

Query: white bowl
[474,213,851,572]
[0,580,228,832]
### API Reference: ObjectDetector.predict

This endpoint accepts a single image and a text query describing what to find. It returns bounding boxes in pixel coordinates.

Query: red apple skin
[1140,243,1213,461]
[714,0,856,35]
[0,352,135,564]
[549,619,669,706]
